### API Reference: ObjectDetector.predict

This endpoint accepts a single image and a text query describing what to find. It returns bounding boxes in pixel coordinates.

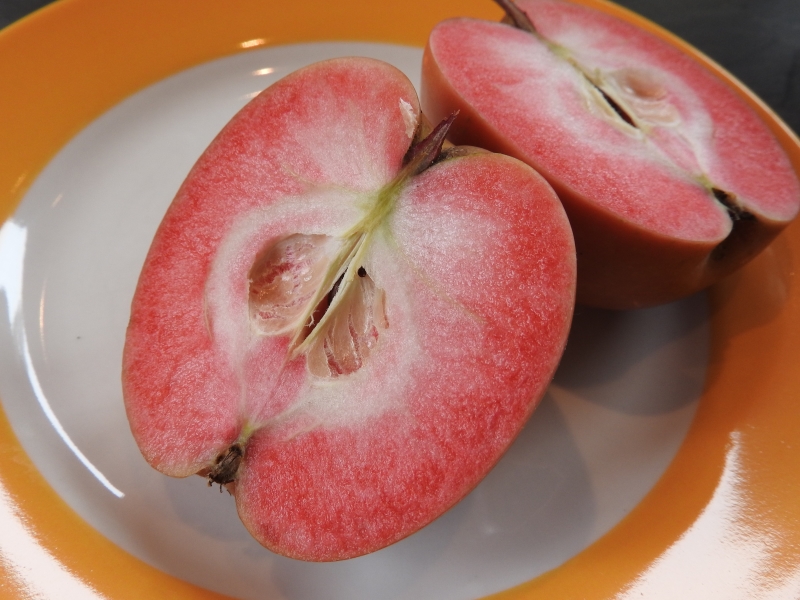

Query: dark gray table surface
[2,0,799,133]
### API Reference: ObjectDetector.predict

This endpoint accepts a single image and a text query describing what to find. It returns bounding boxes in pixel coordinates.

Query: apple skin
[421,0,800,308]
[122,57,576,560]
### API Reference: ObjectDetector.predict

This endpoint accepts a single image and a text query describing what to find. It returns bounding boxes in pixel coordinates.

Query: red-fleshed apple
[421,0,800,308]
[122,57,576,561]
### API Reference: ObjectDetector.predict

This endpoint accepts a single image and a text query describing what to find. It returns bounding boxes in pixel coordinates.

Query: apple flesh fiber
[421,0,800,309]
[122,57,576,561]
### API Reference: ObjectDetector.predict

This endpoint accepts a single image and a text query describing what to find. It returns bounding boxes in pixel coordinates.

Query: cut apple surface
[122,57,576,561]
[421,0,800,308]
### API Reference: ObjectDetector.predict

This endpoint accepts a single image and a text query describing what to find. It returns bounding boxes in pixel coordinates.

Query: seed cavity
[248,233,388,378]
[605,68,681,128]
[306,267,388,378]
[581,68,682,133]
[612,67,667,102]
[249,234,338,336]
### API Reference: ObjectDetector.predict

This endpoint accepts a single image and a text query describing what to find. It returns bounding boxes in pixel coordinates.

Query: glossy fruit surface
[422,0,800,308]
[122,57,576,560]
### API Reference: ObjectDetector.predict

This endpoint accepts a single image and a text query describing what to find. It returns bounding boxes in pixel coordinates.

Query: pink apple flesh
[122,57,576,561]
[421,0,800,308]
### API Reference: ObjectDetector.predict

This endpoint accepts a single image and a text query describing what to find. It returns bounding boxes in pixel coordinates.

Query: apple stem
[493,0,538,34]
[401,112,458,177]
[339,112,458,240]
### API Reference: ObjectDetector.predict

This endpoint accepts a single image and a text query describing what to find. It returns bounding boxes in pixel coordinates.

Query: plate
[1,1,800,599]
[0,39,709,599]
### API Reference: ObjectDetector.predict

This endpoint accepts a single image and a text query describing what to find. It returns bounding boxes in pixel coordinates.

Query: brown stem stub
[494,0,538,34]
[207,443,244,490]
[402,112,458,176]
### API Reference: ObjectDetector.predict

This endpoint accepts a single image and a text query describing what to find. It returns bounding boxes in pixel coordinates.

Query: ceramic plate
[1,1,799,599]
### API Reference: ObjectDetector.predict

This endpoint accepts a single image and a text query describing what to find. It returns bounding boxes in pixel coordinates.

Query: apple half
[421,0,800,308]
[122,57,576,560]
